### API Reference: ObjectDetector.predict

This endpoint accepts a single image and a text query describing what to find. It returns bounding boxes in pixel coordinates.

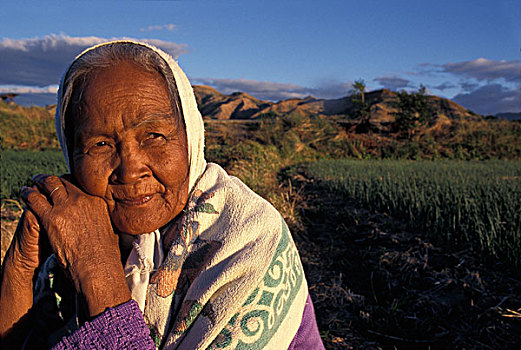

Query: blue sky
[1,0,520,115]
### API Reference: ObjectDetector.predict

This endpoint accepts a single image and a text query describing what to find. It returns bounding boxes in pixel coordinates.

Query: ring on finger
[49,186,62,197]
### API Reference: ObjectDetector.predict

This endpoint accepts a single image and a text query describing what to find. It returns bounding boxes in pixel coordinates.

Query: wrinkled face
[69,61,189,235]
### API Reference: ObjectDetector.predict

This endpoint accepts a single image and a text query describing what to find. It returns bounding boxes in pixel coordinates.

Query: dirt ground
[292,172,521,349]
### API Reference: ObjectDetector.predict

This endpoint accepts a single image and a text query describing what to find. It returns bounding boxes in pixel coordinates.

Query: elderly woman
[0,41,323,349]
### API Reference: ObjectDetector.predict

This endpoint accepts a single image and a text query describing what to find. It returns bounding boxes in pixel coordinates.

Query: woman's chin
[109,195,184,235]
[111,211,170,235]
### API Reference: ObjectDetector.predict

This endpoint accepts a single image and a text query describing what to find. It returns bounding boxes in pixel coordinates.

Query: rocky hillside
[193,85,480,127]
[193,85,271,119]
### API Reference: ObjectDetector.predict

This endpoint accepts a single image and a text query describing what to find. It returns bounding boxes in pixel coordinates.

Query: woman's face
[69,61,189,235]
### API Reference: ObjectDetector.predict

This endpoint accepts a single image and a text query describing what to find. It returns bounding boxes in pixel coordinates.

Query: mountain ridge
[2,86,496,126]
[495,112,521,121]
[192,85,481,127]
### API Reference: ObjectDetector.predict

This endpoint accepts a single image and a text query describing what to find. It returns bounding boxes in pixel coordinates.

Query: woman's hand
[2,208,47,274]
[0,209,46,341]
[21,174,131,317]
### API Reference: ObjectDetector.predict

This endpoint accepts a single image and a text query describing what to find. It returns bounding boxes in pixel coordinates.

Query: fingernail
[31,174,40,182]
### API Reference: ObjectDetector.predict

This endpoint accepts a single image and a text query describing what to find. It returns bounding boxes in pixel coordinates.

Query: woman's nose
[111,144,150,184]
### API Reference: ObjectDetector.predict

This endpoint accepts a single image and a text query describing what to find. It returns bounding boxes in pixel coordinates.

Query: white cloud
[410,58,521,114]
[140,24,176,32]
[431,81,457,91]
[373,75,412,90]
[432,58,521,114]
[0,34,188,86]
[452,83,521,115]
[459,81,480,92]
[133,38,187,57]
[192,77,351,101]
[442,58,521,83]
[312,80,353,99]
[0,84,58,94]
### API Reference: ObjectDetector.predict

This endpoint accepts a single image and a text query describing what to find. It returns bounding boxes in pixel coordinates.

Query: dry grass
[0,100,59,150]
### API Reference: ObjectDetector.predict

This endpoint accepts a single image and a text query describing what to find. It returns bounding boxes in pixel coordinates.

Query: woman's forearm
[0,247,36,343]
[74,259,131,317]
[0,208,45,349]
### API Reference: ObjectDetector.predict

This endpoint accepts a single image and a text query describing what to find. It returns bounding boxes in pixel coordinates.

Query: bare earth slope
[193,85,271,119]
[193,86,479,127]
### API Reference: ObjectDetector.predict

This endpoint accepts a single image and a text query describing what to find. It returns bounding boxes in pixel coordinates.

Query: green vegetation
[393,86,435,139]
[303,159,521,266]
[204,117,521,267]
[1,150,68,200]
[206,115,521,163]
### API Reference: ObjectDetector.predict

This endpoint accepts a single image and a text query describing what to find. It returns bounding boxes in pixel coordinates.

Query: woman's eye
[140,133,166,147]
[86,140,111,155]
[148,133,164,139]
[143,133,167,143]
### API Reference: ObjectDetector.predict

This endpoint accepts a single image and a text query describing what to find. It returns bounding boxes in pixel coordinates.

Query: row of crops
[1,150,68,200]
[303,159,521,267]
[3,150,520,267]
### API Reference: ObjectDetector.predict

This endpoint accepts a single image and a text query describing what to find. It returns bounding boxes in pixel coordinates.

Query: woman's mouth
[117,194,154,206]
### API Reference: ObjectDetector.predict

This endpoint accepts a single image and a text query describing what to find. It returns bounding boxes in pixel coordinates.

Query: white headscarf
[54,40,206,193]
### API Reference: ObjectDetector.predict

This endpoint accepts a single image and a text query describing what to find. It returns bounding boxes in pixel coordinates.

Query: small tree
[352,79,366,104]
[393,85,433,139]
[350,79,371,131]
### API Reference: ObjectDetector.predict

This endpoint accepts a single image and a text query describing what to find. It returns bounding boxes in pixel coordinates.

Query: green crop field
[302,159,521,266]
[1,150,68,200]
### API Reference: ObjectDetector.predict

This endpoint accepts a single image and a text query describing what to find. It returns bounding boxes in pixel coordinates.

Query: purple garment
[52,299,155,350]
[53,294,323,349]
[288,293,325,350]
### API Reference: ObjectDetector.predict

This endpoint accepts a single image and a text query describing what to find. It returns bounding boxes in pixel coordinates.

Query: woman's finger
[32,174,63,193]
[32,174,68,204]
[20,186,52,219]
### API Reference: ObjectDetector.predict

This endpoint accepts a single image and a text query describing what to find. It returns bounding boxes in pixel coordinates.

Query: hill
[0,100,59,150]
[193,85,480,125]
[3,85,483,126]
[193,85,272,119]
[3,87,520,161]
[495,112,521,121]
